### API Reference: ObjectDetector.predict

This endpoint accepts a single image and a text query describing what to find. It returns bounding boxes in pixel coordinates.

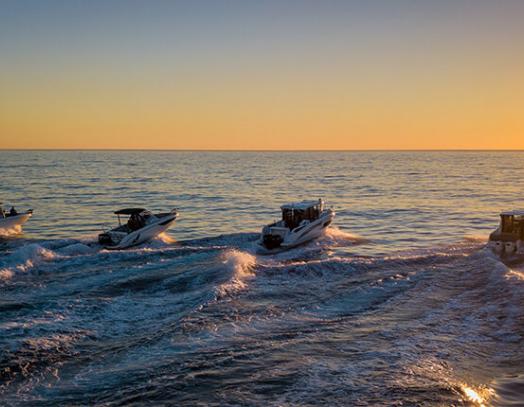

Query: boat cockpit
[280,199,324,230]
[98,207,178,249]
[491,211,524,241]
[113,208,154,232]
[1,203,23,218]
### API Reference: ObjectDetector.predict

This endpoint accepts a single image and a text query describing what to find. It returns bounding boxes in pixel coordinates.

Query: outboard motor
[98,233,113,245]
[505,241,516,254]
[263,233,283,249]
[493,240,504,254]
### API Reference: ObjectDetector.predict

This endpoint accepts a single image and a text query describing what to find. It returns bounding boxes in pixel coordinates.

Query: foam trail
[0,243,58,281]
[57,242,96,256]
[458,383,494,407]
[0,269,14,280]
[463,234,488,243]
[217,249,256,298]
[0,225,22,237]
[506,269,524,281]
[324,227,370,244]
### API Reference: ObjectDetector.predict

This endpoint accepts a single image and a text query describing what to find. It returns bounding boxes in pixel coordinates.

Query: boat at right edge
[257,198,335,254]
[488,210,524,255]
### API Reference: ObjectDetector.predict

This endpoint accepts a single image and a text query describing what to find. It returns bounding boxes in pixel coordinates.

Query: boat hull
[282,212,334,247]
[488,239,524,255]
[103,214,177,250]
[0,212,32,232]
[257,209,335,254]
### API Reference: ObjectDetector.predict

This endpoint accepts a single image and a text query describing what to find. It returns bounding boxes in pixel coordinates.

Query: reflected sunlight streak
[460,383,495,407]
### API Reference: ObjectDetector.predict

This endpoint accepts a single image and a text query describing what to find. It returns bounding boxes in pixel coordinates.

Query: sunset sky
[1,0,523,150]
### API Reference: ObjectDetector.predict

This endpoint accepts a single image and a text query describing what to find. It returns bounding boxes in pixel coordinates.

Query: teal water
[1,151,523,405]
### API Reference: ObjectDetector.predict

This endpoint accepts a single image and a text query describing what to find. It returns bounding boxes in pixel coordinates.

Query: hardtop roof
[114,208,146,215]
[281,200,322,211]
[500,210,524,216]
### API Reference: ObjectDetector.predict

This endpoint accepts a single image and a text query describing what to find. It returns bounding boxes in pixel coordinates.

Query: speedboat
[257,199,335,253]
[488,210,524,255]
[98,208,178,249]
[0,203,33,232]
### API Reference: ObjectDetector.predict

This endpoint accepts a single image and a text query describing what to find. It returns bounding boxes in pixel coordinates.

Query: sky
[0,0,523,150]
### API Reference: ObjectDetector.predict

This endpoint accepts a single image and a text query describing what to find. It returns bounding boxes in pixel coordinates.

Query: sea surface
[0,151,523,406]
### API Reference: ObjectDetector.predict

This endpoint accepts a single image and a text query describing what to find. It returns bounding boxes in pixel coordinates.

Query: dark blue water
[1,151,523,405]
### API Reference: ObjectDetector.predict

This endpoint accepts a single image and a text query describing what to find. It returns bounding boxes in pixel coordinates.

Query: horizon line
[1,148,524,152]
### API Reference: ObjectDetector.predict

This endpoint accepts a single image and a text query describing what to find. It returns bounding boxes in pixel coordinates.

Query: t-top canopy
[114,208,146,215]
[281,199,322,211]
[500,210,524,217]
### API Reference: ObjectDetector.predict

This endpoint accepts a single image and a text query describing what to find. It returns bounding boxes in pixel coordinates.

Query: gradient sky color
[1,0,523,150]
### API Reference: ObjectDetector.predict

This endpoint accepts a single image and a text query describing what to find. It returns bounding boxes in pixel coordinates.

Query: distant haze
[1,0,523,150]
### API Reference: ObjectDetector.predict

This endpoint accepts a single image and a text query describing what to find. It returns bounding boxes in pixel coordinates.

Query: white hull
[488,239,524,255]
[281,210,335,248]
[257,209,335,254]
[0,212,32,232]
[102,212,177,250]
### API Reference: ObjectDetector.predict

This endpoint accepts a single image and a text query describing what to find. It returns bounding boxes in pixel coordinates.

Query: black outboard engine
[98,233,113,245]
[263,233,283,249]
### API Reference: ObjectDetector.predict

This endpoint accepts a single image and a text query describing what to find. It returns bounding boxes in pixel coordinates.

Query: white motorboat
[98,208,178,250]
[257,199,335,253]
[0,203,33,233]
[488,210,524,255]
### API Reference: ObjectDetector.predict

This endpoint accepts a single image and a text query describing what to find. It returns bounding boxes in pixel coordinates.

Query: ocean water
[0,150,523,406]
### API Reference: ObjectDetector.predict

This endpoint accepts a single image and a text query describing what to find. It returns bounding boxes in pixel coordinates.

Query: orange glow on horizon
[1,64,522,150]
[1,3,523,150]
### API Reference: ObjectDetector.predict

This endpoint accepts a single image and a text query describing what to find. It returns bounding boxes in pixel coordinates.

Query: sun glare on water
[460,383,494,406]
[506,268,524,281]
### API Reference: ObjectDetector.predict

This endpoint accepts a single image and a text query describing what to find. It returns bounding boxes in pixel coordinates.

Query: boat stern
[260,225,288,250]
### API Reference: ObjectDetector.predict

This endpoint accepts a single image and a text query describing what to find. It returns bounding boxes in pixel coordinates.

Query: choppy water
[1,151,523,406]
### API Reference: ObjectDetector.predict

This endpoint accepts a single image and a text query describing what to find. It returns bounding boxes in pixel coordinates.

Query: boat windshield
[127,213,147,231]
[281,204,321,229]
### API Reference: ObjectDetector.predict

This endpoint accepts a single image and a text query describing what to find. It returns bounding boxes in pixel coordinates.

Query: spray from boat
[0,203,33,235]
